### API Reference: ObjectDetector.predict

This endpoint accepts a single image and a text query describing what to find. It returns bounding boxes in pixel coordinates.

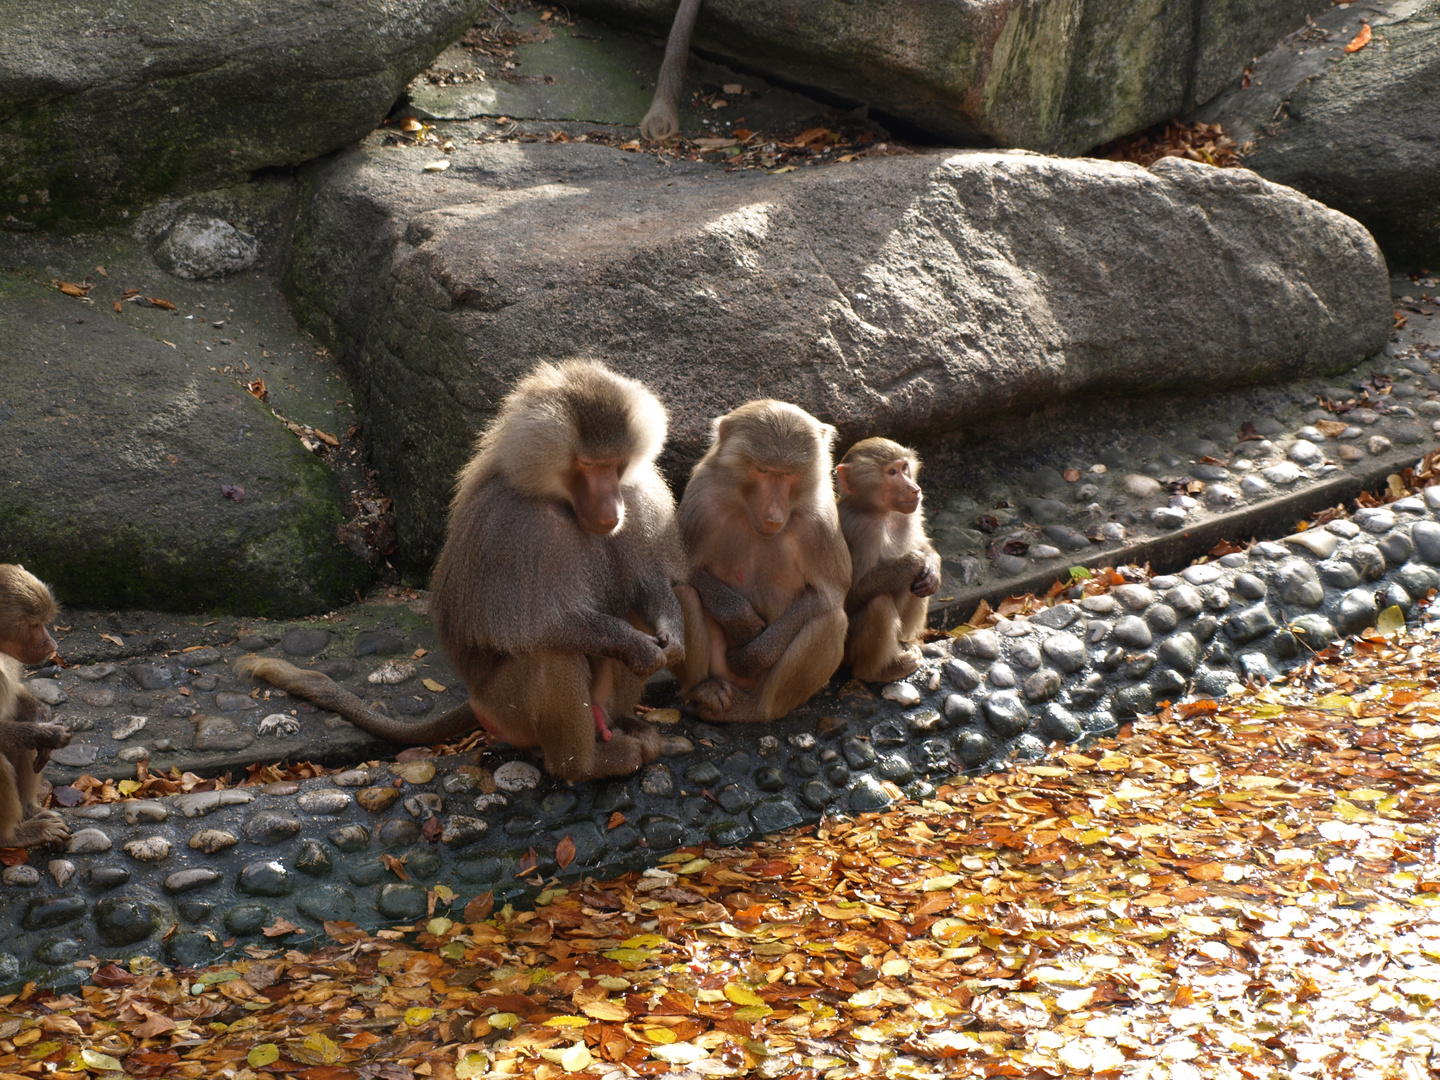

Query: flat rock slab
[1191,0,1439,270]
[0,232,368,615]
[0,0,487,229]
[571,0,1324,151]
[285,138,1389,566]
[13,484,1440,986]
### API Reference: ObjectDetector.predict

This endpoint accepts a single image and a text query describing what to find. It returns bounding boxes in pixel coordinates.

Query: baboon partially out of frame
[0,565,71,847]
[241,361,685,783]
[672,400,851,722]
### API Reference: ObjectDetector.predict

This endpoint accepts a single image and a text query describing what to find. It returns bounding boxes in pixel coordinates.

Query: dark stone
[639,763,675,797]
[34,938,82,966]
[1344,544,1387,581]
[915,739,952,771]
[1113,616,1152,648]
[1039,704,1083,743]
[504,816,536,839]
[1380,532,1415,566]
[1151,668,1188,698]
[870,720,908,747]
[242,811,303,846]
[1009,640,1041,670]
[238,860,292,897]
[1113,684,1155,717]
[1013,734,1047,760]
[293,840,333,879]
[540,791,577,816]
[313,659,357,679]
[798,780,833,811]
[1334,589,1379,635]
[943,694,976,725]
[95,896,162,946]
[1042,525,1090,551]
[983,692,1030,738]
[1290,614,1336,648]
[946,659,981,691]
[224,903,271,935]
[849,777,893,812]
[1068,673,1106,708]
[355,631,405,656]
[441,817,488,849]
[955,630,1000,661]
[684,761,722,786]
[1165,585,1204,617]
[1125,653,1156,680]
[593,783,634,814]
[88,866,130,890]
[22,896,88,931]
[392,695,432,716]
[1411,521,1440,565]
[1207,639,1234,666]
[1159,632,1200,674]
[377,819,421,847]
[1041,633,1086,673]
[328,825,371,852]
[214,691,260,712]
[1032,603,1081,629]
[454,857,502,884]
[606,825,641,851]
[297,885,358,923]
[956,730,994,767]
[905,708,942,734]
[1234,573,1266,600]
[1383,582,1413,613]
[715,785,754,814]
[1145,604,1178,633]
[750,797,804,833]
[192,715,254,751]
[709,821,752,846]
[824,763,851,787]
[1272,630,1300,660]
[377,884,427,921]
[179,901,213,922]
[1226,604,1278,644]
[283,628,333,656]
[128,663,175,690]
[875,754,914,784]
[1274,559,1324,608]
[167,930,223,967]
[842,738,877,769]
[236,636,269,651]
[643,817,688,849]
[163,868,222,894]
[1023,668,1062,703]
[1319,559,1362,589]
[720,750,752,772]
[788,754,819,778]
[1398,562,1440,597]
[754,766,786,793]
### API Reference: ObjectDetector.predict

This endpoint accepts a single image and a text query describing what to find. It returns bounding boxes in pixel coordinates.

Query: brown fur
[241,362,684,784]
[836,438,941,683]
[673,400,851,722]
[639,0,703,142]
[0,565,70,847]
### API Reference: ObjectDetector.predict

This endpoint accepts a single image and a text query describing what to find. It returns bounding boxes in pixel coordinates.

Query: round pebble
[493,760,543,793]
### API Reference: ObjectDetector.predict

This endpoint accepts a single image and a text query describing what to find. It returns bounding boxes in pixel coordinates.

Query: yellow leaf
[544,1015,590,1028]
[80,1049,124,1071]
[404,1007,435,1026]
[724,983,765,1006]
[643,1026,678,1044]
[489,1012,518,1029]
[581,999,630,1021]
[422,678,447,692]
[117,779,141,795]
[457,1051,489,1079]
[621,934,667,948]
[247,1044,280,1068]
[1377,605,1406,638]
[923,874,959,891]
[303,1032,341,1063]
[424,159,451,172]
[734,1004,773,1021]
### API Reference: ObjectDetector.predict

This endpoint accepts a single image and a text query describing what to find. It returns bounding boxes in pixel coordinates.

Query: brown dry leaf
[555,834,577,871]
[55,281,91,297]
[262,916,302,937]
[145,297,177,310]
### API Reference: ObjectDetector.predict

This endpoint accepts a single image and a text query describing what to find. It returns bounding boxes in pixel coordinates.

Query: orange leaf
[464,892,494,922]
[1184,862,1226,881]
[380,853,409,881]
[0,848,28,867]
[262,916,302,937]
[1345,22,1371,52]
[556,834,576,871]
[607,811,626,829]
[145,297,177,310]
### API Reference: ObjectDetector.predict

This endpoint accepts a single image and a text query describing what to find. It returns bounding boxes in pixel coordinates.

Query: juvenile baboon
[836,438,941,682]
[242,361,685,783]
[639,0,703,142]
[0,565,70,847]
[673,400,851,722]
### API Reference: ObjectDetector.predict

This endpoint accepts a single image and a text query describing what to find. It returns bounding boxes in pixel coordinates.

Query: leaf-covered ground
[6,620,1440,1080]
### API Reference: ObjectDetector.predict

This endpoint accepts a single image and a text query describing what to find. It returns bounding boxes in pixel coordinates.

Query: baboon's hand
[911,558,941,598]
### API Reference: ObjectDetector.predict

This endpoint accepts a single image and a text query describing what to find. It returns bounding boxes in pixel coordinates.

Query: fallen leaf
[1345,22,1372,52]
[556,834,577,871]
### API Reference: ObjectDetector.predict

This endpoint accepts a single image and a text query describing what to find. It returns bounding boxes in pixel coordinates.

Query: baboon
[0,565,71,847]
[242,361,685,783]
[672,400,851,722]
[639,0,703,142]
[836,438,941,682]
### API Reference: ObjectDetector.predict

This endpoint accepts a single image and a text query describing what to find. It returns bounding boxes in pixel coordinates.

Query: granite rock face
[0,0,488,230]
[572,0,1325,152]
[286,139,1390,565]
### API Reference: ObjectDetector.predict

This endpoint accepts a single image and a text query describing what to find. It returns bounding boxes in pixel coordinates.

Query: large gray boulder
[283,136,1389,568]
[571,0,1326,152]
[0,0,488,231]
[0,247,369,616]
[1192,0,1439,271]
